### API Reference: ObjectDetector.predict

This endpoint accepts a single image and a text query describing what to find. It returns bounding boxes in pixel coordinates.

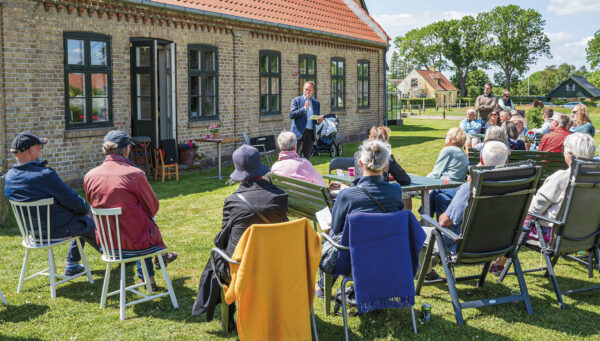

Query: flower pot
[212,132,221,139]
[179,148,197,165]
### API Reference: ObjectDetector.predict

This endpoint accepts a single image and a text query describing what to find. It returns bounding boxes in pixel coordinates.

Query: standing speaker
[160,139,177,164]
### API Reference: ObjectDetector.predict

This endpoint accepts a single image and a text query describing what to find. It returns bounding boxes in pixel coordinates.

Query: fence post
[443,106,446,120]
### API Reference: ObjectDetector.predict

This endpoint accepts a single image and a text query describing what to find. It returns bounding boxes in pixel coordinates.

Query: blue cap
[103,130,135,149]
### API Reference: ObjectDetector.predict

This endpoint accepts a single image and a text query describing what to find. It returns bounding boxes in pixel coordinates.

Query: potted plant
[520,130,536,151]
[209,124,220,139]
[179,140,198,165]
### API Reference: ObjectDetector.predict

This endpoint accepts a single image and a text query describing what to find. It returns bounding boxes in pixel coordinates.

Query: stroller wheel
[337,143,343,156]
[329,144,337,158]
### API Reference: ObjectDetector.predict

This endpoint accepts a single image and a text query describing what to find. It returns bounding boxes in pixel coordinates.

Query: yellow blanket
[224,218,321,341]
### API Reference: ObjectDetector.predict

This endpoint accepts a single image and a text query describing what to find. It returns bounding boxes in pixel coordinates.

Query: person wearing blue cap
[4,131,101,276]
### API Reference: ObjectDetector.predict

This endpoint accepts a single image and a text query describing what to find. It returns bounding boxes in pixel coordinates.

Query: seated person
[421,141,509,279]
[570,104,595,137]
[489,133,596,275]
[531,108,553,136]
[499,110,511,124]
[497,89,515,111]
[5,131,101,276]
[84,131,178,290]
[502,121,526,150]
[471,126,508,151]
[482,110,501,134]
[511,115,527,137]
[460,109,482,146]
[192,145,288,329]
[427,127,469,182]
[317,139,404,296]
[538,113,571,153]
[271,131,325,186]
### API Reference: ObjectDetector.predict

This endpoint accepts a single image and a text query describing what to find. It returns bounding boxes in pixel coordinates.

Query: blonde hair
[572,104,590,126]
[368,126,391,142]
[359,139,391,173]
[446,127,467,147]
[102,141,127,156]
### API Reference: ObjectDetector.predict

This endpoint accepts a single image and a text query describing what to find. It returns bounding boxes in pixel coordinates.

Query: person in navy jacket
[289,81,322,159]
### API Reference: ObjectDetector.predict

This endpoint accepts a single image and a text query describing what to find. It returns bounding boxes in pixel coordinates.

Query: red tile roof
[138,0,388,44]
[416,70,458,91]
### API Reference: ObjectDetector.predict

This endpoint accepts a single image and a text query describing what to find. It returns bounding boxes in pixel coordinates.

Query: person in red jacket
[84,130,177,289]
[538,113,572,153]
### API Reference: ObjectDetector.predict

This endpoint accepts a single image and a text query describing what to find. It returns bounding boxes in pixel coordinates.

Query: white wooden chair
[10,198,93,299]
[0,287,7,305]
[91,207,179,320]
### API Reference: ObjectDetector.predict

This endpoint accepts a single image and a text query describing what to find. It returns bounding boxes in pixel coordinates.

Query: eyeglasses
[503,95,510,98]
[490,113,499,116]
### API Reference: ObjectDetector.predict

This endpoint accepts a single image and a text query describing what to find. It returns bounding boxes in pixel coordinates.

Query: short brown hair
[368,126,391,142]
[304,80,315,89]
[446,127,467,147]
[543,107,554,118]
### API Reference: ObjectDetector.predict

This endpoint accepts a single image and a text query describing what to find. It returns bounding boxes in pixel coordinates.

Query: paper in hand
[309,115,323,120]
[316,207,332,231]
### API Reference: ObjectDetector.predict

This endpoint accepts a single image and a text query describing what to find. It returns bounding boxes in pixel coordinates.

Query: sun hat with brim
[230,144,270,181]
[11,131,47,153]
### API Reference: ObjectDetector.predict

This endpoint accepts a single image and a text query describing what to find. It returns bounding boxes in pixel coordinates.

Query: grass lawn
[2,118,600,340]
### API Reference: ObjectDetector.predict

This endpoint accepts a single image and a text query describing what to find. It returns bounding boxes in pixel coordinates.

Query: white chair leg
[17,249,30,293]
[411,305,418,335]
[140,258,153,294]
[158,256,178,309]
[0,287,7,305]
[100,263,111,308]
[48,248,57,299]
[120,263,126,321]
[76,237,94,284]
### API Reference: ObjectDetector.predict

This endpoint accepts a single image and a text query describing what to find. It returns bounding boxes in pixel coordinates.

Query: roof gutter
[117,0,389,47]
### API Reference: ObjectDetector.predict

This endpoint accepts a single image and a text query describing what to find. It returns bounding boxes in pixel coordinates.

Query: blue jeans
[65,215,100,263]
[120,245,165,280]
[429,188,460,220]
[136,258,155,280]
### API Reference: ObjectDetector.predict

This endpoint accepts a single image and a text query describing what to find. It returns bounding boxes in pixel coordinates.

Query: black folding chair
[499,158,600,309]
[415,161,541,324]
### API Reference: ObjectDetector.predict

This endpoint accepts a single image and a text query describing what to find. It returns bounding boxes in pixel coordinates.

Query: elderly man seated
[271,131,325,186]
[421,140,509,280]
[460,109,482,146]
[488,133,596,275]
[538,113,571,153]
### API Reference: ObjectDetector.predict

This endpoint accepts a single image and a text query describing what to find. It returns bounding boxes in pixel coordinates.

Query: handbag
[213,193,271,249]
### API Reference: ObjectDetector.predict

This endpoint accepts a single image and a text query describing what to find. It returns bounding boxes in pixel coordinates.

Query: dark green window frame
[259,50,281,116]
[331,57,345,110]
[63,32,113,129]
[299,54,317,97]
[188,44,219,121]
[357,60,370,108]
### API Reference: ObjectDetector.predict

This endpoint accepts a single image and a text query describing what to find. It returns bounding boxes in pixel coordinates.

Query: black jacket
[192,179,288,319]
[354,152,411,186]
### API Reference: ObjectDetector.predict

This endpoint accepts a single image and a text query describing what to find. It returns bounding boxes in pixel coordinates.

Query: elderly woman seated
[488,133,597,275]
[499,110,511,124]
[503,121,526,150]
[570,104,595,137]
[427,127,469,182]
[316,139,404,297]
[471,126,508,151]
[192,145,288,330]
[271,131,325,186]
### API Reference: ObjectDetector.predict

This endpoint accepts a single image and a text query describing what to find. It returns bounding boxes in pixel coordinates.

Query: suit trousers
[297,129,314,159]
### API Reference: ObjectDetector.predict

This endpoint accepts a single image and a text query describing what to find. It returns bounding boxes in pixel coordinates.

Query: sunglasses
[490,113,499,116]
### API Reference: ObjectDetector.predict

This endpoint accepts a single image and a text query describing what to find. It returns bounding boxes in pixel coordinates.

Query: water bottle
[421,303,431,322]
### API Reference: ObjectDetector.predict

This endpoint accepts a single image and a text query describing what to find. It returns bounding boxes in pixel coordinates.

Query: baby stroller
[312,113,343,157]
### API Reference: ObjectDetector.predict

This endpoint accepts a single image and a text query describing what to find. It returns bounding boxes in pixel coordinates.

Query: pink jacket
[271,151,326,186]
[84,154,165,251]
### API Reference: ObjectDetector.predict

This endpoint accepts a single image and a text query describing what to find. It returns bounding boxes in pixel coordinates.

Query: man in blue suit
[290,81,321,159]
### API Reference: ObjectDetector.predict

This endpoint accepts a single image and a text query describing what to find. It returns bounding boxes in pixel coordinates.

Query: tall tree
[394,22,447,72]
[587,30,600,70]
[480,5,551,90]
[588,70,600,89]
[439,16,486,97]
[389,50,402,79]
[451,69,489,98]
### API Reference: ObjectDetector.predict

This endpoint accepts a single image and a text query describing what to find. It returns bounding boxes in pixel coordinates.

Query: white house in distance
[397,68,458,106]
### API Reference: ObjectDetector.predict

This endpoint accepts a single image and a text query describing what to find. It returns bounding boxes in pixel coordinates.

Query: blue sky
[369,0,600,77]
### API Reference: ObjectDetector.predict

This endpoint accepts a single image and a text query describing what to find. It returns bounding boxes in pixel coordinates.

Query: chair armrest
[421,214,460,241]
[528,212,563,226]
[209,247,240,288]
[320,232,349,251]
[251,144,267,153]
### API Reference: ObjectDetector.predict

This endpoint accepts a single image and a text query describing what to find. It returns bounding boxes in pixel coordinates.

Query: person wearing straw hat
[192,145,288,330]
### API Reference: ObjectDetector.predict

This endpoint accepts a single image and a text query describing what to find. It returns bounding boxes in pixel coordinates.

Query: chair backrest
[456,162,541,263]
[242,132,251,145]
[268,174,333,222]
[91,207,124,261]
[160,138,177,164]
[251,135,276,153]
[154,148,165,168]
[328,157,355,174]
[550,159,600,253]
[10,198,54,246]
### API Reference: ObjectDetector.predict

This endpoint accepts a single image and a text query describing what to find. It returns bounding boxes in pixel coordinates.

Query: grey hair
[481,140,508,166]
[502,121,519,140]
[484,126,508,144]
[564,133,596,160]
[466,108,476,115]
[552,113,570,128]
[510,109,520,116]
[359,139,391,173]
[499,110,511,119]
[102,141,128,156]
[277,131,297,151]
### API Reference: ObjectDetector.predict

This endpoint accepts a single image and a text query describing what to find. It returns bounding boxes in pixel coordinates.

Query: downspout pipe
[118,0,388,48]
[384,46,388,126]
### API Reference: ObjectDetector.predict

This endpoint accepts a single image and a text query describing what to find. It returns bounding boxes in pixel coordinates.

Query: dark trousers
[65,215,101,263]
[297,128,314,159]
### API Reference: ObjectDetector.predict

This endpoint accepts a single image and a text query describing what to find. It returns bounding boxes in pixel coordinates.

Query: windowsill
[331,109,347,115]
[259,114,284,122]
[357,108,371,114]
[188,119,221,129]
[64,126,114,139]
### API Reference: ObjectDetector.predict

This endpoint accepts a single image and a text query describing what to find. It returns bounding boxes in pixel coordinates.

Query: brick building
[0,0,390,183]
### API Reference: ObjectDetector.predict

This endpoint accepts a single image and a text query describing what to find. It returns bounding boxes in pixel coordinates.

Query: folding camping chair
[415,162,541,324]
[499,158,600,309]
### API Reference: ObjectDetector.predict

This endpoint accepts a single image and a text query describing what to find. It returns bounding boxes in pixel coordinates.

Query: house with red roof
[0,0,389,182]
[397,68,458,107]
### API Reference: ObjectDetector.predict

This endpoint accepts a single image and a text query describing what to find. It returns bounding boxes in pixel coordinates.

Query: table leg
[217,142,222,180]
[421,189,431,226]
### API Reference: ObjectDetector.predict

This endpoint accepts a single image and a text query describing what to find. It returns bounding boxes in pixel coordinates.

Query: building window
[331,57,345,110]
[189,44,218,121]
[411,78,418,88]
[259,50,281,115]
[299,54,317,96]
[357,60,370,108]
[64,32,112,129]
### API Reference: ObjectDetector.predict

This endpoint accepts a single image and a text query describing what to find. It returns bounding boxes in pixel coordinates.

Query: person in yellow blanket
[224,218,321,341]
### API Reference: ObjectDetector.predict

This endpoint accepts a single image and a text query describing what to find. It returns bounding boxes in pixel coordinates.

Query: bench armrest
[320,232,350,251]
[528,212,563,226]
[209,247,240,288]
[421,214,461,241]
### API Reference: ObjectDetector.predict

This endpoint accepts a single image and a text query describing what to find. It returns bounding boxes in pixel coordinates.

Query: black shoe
[425,270,441,281]
[139,279,158,291]
[64,264,86,276]
[154,252,178,270]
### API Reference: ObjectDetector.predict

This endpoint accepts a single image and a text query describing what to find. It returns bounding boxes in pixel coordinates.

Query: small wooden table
[195,137,242,180]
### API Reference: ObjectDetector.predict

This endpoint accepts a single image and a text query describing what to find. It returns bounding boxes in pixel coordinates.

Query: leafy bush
[525,107,543,129]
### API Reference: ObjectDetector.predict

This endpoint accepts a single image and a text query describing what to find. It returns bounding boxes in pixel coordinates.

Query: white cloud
[547,0,600,16]
[372,10,474,39]
[528,34,593,75]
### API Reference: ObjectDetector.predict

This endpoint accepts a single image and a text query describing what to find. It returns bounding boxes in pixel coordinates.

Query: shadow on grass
[0,303,49,323]
[132,276,198,321]
[0,335,44,341]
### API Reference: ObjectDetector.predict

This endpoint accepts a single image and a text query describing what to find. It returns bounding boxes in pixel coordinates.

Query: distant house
[396,68,458,106]
[547,76,600,101]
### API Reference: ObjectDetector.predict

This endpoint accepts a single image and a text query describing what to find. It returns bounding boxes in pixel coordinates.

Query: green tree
[480,5,551,90]
[587,70,600,89]
[389,50,402,79]
[439,16,486,97]
[587,30,600,70]
[394,22,447,71]
[451,69,489,98]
